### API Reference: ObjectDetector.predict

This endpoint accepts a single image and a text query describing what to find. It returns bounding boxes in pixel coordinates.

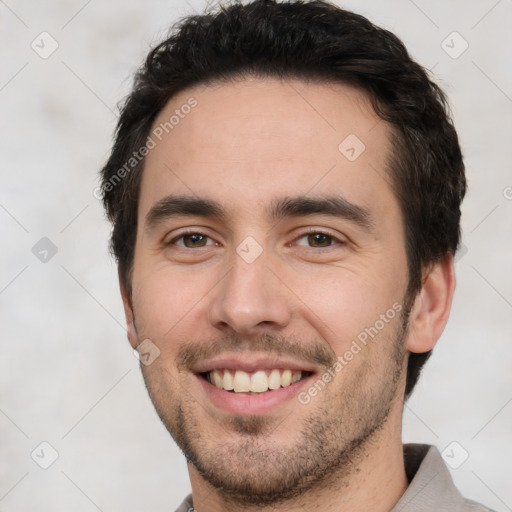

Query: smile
[196,369,316,415]
[201,368,313,393]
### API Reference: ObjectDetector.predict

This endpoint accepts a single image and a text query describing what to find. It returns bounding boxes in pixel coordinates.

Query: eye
[169,232,216,248]
[295,231,344,248]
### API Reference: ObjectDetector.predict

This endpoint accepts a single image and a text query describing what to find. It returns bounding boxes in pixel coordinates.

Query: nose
[208,249,292,336]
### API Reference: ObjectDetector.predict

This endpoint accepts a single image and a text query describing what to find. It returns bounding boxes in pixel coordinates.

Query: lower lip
[196,373,314,415]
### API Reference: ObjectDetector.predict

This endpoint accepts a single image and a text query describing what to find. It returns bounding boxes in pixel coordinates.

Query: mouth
[194,366,317,416]
[191,355,321,415]
[198,368,314,395]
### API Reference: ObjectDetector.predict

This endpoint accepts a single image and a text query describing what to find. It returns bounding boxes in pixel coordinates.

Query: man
[99,0,493,510]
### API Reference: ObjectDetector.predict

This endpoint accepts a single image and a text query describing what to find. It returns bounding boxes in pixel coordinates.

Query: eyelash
[167,229,345,249]
[295,228,345,247]
[168,229,217,248]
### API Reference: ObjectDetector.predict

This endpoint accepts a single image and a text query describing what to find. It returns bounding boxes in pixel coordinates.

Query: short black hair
[100,0,466,399]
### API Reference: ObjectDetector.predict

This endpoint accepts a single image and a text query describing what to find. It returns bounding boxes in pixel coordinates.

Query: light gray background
[1,1,511,511]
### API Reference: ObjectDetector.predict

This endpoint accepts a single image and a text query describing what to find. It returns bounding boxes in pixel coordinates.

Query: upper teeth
[207,369,303,393]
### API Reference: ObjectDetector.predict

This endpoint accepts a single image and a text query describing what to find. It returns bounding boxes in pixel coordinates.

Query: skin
[120,76,455,512]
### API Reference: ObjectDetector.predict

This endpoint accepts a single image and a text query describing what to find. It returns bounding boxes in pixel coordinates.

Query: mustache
[175,332,337,372]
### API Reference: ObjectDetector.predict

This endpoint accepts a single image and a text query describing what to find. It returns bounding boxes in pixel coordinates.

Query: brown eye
[295,232,339,248]
[183,234,208,247]
[170,232,214,248]
[307,233,332,247]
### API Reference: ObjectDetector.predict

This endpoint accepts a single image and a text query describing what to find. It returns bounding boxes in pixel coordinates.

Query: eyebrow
[269,196,375,233]
[145,195,226,232]
[144,194,375,234]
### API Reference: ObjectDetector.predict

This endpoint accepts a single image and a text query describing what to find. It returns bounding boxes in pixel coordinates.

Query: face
[125,77,412,504]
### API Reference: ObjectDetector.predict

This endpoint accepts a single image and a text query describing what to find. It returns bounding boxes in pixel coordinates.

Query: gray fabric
[390,444,494,512]
[174,494,194,512]
[173,444,494,511]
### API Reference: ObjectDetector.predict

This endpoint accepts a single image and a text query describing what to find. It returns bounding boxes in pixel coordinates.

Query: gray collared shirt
[173,444,494,511]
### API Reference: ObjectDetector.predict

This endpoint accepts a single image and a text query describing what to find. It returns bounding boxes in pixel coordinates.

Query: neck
[187,408,408,512]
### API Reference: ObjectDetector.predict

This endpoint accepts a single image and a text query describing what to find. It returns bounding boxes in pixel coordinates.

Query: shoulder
[173,494,194,512]
[459,497,497,512]
[392,444,496,512]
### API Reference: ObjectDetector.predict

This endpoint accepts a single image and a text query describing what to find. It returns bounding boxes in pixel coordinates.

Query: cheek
[286,265,404,349]
[131,265,216,342]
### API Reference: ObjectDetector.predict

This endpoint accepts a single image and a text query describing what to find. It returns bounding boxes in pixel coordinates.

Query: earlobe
[119,274,138,350]
[406,254,456,354]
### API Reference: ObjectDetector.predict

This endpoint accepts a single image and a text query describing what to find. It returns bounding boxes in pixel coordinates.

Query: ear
[119,271,138,350]
[406,254,456,354]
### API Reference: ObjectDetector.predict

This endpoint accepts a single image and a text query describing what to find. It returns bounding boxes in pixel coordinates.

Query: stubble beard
[139,308,410,507]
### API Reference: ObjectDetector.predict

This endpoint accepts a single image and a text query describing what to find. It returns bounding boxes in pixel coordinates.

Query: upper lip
[191,354,319,374]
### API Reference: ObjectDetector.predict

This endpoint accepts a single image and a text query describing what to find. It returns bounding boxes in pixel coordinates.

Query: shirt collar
[391,443,465,511]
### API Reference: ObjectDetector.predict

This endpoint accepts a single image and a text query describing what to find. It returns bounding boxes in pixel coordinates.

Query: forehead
[139,76,396,223]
